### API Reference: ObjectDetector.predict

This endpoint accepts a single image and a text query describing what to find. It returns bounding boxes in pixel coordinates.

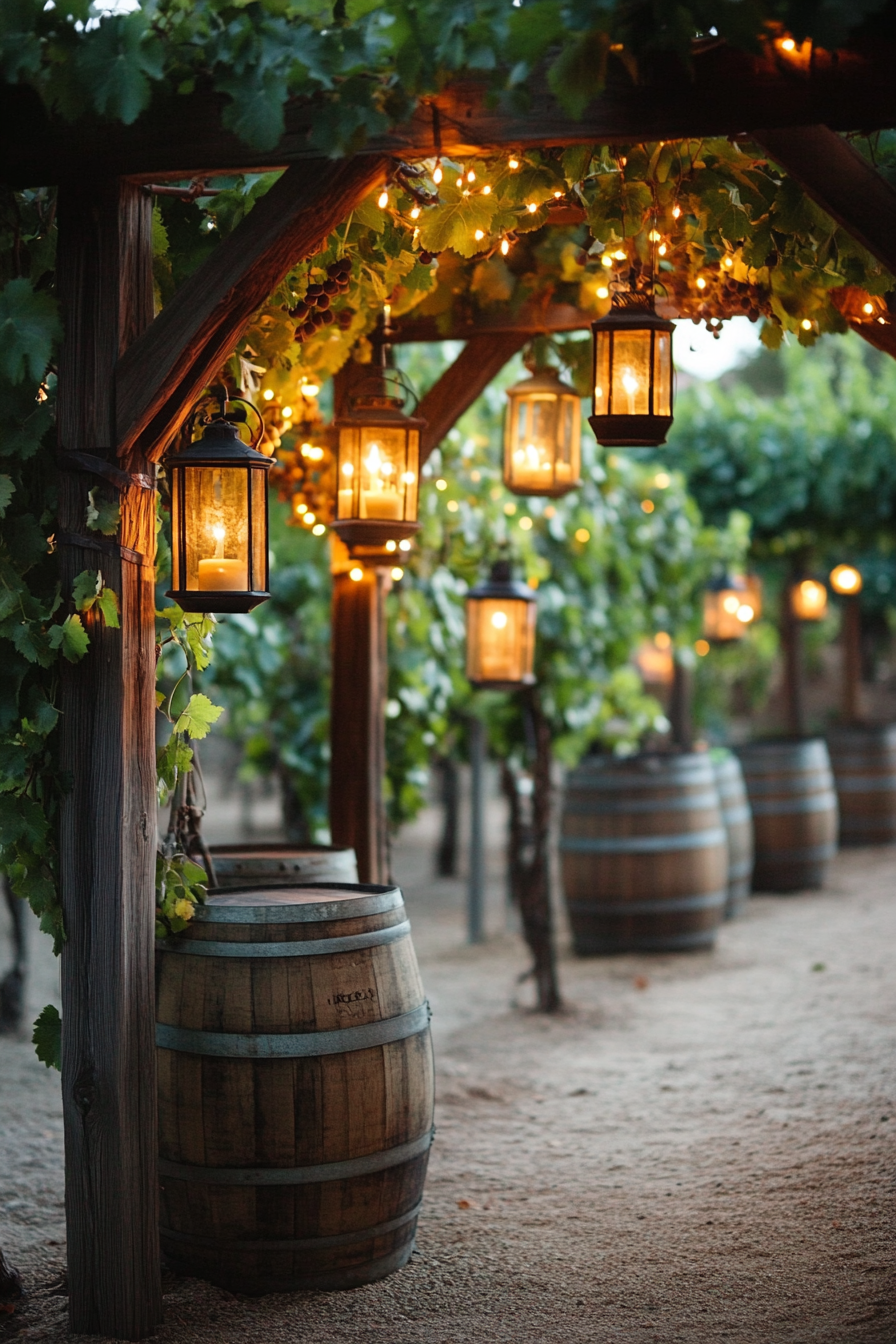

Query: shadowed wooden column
[329,568,389,882]
[56,177,161,1339]
[842,594,863,725]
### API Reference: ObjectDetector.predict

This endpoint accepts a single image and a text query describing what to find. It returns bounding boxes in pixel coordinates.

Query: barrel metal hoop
[559,827,725,855]
[563,792,720,815]
[750,793,837,817]
[755,841,837,862]
[158,1127,434,1187]
[834,776,896,793]
[157,920,411,959]
[567,889,726,917]
[156,1000,431,1059]
[575,928,717,952]
[743,775,833,797]
[567,770,713,793]
[194,888,404,925]
[160,1199,423,1254]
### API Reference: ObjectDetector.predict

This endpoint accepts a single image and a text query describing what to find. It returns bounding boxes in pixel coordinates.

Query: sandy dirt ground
[1,809,894,1344]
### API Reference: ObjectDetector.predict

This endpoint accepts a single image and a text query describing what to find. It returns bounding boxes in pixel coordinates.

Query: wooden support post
[56,178,161,1339]
[669,656,695,751]
[467,717,486,944]
[842,595,863,725]
[329,569,389,883]
[783,599,807,739]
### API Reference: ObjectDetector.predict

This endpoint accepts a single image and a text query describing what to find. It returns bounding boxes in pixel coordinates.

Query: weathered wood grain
[56,178,161,1339]
[393,303,594,346]
[115,156,388,460]
[5,42,896,184]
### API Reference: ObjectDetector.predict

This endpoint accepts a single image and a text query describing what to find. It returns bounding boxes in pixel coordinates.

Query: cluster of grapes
[291,257,354,343]
[678,273,771,335]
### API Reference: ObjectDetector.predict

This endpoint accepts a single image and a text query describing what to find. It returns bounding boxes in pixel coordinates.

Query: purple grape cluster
[291,257,354,342]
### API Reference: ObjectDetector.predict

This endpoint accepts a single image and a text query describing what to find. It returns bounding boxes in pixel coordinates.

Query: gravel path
[1,838,894,1343]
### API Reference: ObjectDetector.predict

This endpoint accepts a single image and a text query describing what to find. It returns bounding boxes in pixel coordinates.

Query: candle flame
[491,610,508,630]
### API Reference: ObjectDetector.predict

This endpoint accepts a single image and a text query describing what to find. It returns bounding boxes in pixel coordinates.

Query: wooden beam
[752,125,896,275]
[418,332,529,463]
[56,177,161,1339]
[116,155,388,459]
[394,302,594,345]
[5,41,896,185]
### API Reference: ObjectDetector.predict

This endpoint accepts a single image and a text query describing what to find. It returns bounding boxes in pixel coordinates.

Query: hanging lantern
[703,574,757,642]
[830,563,862,596]
[791,578,828,621]
[331,350,424,547]
[503,364,581,496]
[466,560,537,688]
[589,295,674,447]
[166,401,272,614]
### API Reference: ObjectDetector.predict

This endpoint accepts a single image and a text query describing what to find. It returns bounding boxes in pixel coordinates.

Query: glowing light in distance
[349,566,364,582]
[722,594,740,614]
[410,206,421,219]
[311,523,326,536]
[391,567,404,581]
[658,244,667,256]
[435,478,448,490]
[863,302,874,315]
[377,190,389,208]
[648,229,661,242]
[508,157,520,170]
[293,500,307,515]
[503,502,517,516]
[501,238,510,255]
[672,204,682,218]
[303,512,316,525]
[601,253,614,268]
[641,499,655,513]
[830,563,862,594]
[398,539,412,551]
[801,318,813,330]
[519,516,533,530]
[655,631,671,649]
[447,499,459,512]
[433,164,443,184]
[302,382,320,397]
[482,184,491,195]
[491,610,508,629]
[736,603,755,623]
[574,528,590,543]
[527,202,538,213]
[613,249,627,260]
[722,255,734,269]
[467,169,476,183]
[780,37,796,51]
[263,388,274,401]
[385,540,397,552]
[695,639,710,656]
[655,471,671,488]
[696,276,707,289]
[474,229,485,241]
[597,286,609,299]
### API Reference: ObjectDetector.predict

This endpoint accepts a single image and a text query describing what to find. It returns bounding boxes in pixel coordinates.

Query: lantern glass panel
[593,331,611,412]
[466,598,535,684]
[704,588,747,641]
[336,425,419,523]
[610,330,652,416]
[791,579,828,621]
[653,330,672,415]
[172,465,258,594]
[505,389,581,494]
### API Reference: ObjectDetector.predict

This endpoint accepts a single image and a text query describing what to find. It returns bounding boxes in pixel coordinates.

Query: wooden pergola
[5,34,896,1339]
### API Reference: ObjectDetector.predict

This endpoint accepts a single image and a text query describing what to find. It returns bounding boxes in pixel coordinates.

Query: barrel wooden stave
[735,740,838,892]
[827,725,896,845]
[210,843,359,888]
[711,750,754,919]
[560,754,728,954]
[156,884,433,1294]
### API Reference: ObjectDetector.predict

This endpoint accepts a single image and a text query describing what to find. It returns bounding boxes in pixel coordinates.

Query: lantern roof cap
[506,365,580,399]
[705,571,748,593]
[591,293,674,334]
[334,367,426,431]
[468,558,537,604]
[169,416,273,468]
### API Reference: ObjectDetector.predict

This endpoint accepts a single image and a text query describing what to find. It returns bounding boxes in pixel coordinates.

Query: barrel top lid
[210,844,352,858]
[198,882,404,923]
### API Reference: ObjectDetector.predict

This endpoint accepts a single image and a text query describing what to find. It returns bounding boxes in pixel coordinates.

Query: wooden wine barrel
[559,753,728,953]
[710,749,754,919]
[735,740,838,892]
[156,883,434,1295]
[210,843,358,888]
[827,724,896,845]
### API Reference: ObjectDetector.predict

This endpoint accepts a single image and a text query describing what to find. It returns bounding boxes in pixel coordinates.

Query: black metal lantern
[589,294,674,447]
[790,577,828,622]
[504,364,581,497]
[466,560,537,688]
[703,574,757,643]
[166,402,272,614]
[332,329,425,548]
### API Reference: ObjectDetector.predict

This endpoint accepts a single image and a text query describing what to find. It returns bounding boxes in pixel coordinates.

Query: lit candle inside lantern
[197,524,247,590]
[621,368,639,416]
[554,460,572,482]
[361,442,402,519]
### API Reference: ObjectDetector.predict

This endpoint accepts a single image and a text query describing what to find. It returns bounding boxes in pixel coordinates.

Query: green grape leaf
[174,693,224,740]
[0,277,61,384]
[72,569,101,609]
[95,585,120,629]
[547,29,611,119]
[74,11,165,125]
[32,1003,61,1071]
[12,621,54,667]
[47,613,90,662]
[156,733,194,804]
[416,183,498,258]
[0,474,14,518]
[86,488,121,536]
[0,794,47,847]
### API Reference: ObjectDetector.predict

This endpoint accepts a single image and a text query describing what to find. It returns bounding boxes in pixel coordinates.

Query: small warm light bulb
[467,169,476,183]
[491,610,508,630]
[500,238,510,255]
[574,528,590,543]
[722,594,741,614]
[398,539,412,551]
[293,499,307,515]
[655,632,671,649]
[342,461,354,477]
[482,184,491,195]
[391,566,404,581]
[648,229,661,242]
[527,202,538,213]
[830,563,862,594]
[695,639,710,656]
[601,253,614,268]
[263,388,274,401]
[508,157,520,170]
[863,302,874,315]
[435,478,448,490]
[519,516,533,530]
[377,189,389,209]
[672,204,682,218]
[433,163,443,184]
[723,255,734,269]
[658,243,667,256]
[303,512,316,525]
[446,499,459,512]
[641,499,655,514]
[654,471,671,488]
[301,382,320,398]
[553,190,563,199]
[312,523,326,536]
[780,36,796,51]
[597,286,609,299]
[801,318,813,330]
[613,249,627,261]
[456,176,464,188]
[736,603,755,623]
[410,205,421,219]
[282,405,293,418]
[474,229,485,240]
[696,276,707,289]
[385,540,397,552]
[349,566,364,582]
